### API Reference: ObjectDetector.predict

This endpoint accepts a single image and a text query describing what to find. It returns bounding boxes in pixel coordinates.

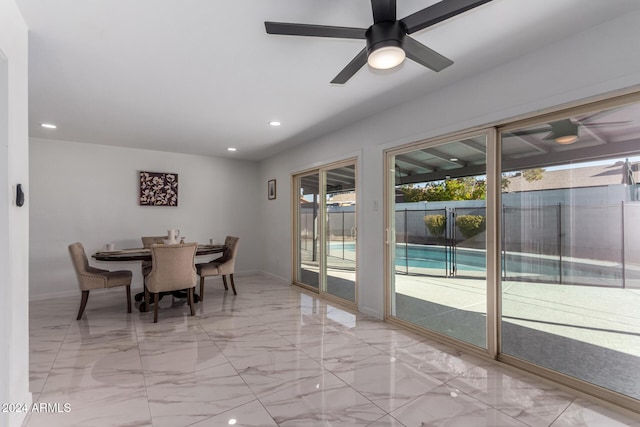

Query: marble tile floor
[24,273,640,426]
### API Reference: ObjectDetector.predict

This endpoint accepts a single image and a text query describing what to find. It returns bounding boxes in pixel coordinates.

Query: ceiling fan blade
[401,0,492,34]
[582,121,631,127]
[403,36,453,72]
[579,109,621,123]
[331,48,368,84]
[506,128,552,137]
[371,0,396,23]
[265,22,366,39]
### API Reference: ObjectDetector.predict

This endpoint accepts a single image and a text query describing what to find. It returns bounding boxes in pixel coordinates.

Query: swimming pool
[328,242,486,272]
[328,241,639,286]
[394,244,485,272]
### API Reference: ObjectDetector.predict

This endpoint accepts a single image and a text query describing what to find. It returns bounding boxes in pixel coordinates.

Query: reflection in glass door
[294,161,357,305]
[325,164,357,303]
[295,172,320,290]
[387,133,489,349]
[380,93,640,409]
[500,102,640,401]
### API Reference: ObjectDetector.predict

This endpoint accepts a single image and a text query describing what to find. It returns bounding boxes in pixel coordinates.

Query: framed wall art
[139,171,179,206]
[268,179,276,200]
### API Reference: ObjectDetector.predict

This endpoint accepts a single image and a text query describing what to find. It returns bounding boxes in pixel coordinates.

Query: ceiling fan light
[555,135,578,144]
[551,120,579,144]
[549,119,578,145]
[367,46,405,70]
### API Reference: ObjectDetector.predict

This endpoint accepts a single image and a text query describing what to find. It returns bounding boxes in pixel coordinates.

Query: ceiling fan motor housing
[365,21,407,56]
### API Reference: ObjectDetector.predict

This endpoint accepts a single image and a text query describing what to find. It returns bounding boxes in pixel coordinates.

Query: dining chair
[196,235,239,300]
[68,242,133,320]
[145,242,198,323]
[141,235,167,280]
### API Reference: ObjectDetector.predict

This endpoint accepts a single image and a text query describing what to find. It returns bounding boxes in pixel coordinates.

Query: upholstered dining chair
[68,242,133,320]
[141,235,167,281]
[145,242,198,323]
[196,236,239,300]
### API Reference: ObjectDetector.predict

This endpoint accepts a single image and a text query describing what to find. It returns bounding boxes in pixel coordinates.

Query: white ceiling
[16,0,640,161]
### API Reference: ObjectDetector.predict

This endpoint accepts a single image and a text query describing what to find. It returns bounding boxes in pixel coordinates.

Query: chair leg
[143,286,150,313]
[76,290,90,320]
[153,293,159,323]
[222,275,229,290]
[126,285,132,313]
[199,276,205,301]
[188,288,195,316]
[230,274,237,295]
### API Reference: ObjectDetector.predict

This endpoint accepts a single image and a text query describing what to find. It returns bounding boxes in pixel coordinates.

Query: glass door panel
[324,164,357,303]
[296,173,320,289]
[389,135,488,348]
[500,102,640,400]
[294,161,358,305]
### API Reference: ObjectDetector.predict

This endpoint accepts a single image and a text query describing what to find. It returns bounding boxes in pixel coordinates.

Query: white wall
[258,10,640,319]
[0,0,30,425]
[30,138,262,299]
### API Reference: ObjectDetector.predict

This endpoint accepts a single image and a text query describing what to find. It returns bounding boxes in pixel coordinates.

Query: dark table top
[92,244,225,261]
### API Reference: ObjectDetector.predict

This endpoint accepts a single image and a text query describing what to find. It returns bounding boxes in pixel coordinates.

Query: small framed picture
[268,179,276,200]
[139,171,179,206]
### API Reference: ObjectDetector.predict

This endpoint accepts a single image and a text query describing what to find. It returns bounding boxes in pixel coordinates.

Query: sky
[546,155,640,171]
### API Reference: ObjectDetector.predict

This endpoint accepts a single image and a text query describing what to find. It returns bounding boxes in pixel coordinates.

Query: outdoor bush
[456,215,486,239]
[424,214,446,237]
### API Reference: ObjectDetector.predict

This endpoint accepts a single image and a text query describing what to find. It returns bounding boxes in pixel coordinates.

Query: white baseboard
[257,270,290,283]
[29,281,145,301]
[29,289,78,302]
[29,271,289,302]
[359,306,383,320]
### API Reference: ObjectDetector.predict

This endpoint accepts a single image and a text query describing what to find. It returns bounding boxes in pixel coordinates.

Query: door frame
[291,157,358,308]
[383,128,497,358]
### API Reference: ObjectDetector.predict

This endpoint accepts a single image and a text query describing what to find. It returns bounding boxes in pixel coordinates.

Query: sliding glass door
[383,93,640,410]
[294,160,357,305]
[295,172,320,290]
[387,132,491,348]
[324,164,357,303]
[499,100,640,401]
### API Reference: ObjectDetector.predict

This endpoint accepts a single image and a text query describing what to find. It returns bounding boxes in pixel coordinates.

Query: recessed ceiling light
[227,147,237,152]
[269,121,281,127]
[41,123,57,129]
[449,158,458,161]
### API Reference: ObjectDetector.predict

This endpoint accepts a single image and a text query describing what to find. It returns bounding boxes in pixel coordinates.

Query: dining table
[92,244,226,312]
[92,244,225,261]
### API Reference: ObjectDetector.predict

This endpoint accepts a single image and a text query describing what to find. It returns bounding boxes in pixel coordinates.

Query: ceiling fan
[507,118,630,145]
[265,0,493,84]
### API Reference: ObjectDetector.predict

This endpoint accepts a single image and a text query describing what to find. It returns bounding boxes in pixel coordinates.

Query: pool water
[328,242,638,287]
[328,242,486,272]
[395,244,486,272]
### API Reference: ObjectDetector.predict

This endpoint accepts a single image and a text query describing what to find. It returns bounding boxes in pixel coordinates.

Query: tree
[399,178,487,202]
[398,184,427,202]
[522,168,545,182]
[501,176,511,191]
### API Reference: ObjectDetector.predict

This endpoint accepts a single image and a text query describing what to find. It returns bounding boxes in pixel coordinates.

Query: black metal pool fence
[298,202,640,288]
